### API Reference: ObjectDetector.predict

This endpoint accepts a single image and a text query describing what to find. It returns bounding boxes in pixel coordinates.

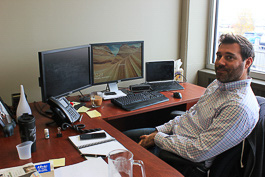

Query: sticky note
[77,106,90,113]
[86,110,101,118]
[49,158,65,167]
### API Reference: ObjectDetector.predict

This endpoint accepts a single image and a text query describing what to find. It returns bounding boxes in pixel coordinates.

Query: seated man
[124,34,260,174]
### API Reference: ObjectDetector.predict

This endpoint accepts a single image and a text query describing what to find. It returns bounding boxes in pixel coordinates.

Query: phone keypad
[66,106,80,122]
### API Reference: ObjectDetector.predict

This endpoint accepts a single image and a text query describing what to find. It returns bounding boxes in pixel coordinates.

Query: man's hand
[138,131,158,149]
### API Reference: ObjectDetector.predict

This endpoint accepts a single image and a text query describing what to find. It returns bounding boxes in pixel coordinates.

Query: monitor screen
[146,61,174,82]
[38,45,91,102]
[91,41,144,85]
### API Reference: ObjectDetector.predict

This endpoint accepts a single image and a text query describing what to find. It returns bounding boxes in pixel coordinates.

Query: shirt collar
[217,78,252,91]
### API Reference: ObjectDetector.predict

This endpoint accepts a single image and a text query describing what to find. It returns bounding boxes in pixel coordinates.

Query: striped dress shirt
[155,79,260,162]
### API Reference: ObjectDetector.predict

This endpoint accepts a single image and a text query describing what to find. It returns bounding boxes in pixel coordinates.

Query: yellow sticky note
[86,110,101,118]
[49,158,65,167]
[77,106,90,113]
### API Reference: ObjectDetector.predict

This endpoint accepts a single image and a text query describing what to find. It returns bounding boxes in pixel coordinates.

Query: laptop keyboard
[148,81,184,92]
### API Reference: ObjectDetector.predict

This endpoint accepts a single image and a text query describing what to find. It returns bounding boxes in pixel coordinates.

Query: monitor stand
[102,82,126,100]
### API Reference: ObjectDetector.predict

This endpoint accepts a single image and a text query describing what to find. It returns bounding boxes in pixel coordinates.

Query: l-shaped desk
[0,82,206,177]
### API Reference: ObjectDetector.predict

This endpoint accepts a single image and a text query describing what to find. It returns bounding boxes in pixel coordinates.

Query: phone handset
[47,97,80,127]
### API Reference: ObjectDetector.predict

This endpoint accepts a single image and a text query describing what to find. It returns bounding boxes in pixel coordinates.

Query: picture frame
[0,97,13,127]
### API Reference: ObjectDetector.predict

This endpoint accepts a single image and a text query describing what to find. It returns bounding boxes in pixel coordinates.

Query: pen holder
[2,120,16,137]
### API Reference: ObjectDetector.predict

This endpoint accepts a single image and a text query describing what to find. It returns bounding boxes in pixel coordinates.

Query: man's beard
[215,64,244,83]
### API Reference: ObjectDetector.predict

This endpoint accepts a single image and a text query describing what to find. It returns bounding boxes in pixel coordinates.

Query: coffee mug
[108,149,146,177]
[90,92,103,108]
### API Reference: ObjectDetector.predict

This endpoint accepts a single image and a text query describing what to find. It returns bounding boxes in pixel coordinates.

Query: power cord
[78,91,90,102]
[33,101,53,119]
[61,122,101,133]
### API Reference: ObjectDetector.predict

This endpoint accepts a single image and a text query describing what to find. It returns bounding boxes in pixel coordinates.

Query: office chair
[159,96,265,177]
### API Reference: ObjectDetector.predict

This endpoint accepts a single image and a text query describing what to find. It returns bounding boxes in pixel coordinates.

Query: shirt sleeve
[156,104,198,134]
[154,103,256,162]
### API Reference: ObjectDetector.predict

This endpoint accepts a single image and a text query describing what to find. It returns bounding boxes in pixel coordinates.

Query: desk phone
[48,97,80,126]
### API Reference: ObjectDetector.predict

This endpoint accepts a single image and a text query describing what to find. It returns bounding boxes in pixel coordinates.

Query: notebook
[68,130,126,156]
[145,61,184,91]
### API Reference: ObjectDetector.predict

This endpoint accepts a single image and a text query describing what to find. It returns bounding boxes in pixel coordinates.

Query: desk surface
[0,83,206,176]
[81,82,206,121]
[0,109,183,176]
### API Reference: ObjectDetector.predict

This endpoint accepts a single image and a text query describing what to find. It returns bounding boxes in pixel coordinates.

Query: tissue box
[174,69,183,82]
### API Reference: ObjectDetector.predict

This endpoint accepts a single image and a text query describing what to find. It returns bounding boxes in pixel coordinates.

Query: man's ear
[245,57,253,69]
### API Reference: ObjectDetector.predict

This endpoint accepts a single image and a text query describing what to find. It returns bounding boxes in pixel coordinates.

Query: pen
[79,114,83,122]
[0,116,5,127]
[0,110,7,125]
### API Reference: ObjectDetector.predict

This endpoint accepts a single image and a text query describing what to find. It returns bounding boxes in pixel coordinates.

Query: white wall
[180,0,209,84]
[1,0,182,104]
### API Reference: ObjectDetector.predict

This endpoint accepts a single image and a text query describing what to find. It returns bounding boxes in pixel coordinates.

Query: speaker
[129,84,151,92]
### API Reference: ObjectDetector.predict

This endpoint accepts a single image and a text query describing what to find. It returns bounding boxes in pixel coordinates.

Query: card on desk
[68,130,126,156]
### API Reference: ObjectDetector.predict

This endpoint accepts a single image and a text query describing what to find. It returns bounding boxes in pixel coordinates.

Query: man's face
[215,43,250,83]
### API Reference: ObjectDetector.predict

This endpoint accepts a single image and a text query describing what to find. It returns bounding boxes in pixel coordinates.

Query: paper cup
[16,141,33,160]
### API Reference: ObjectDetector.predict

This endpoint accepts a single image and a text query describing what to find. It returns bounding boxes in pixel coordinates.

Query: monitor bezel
[38,45,92,102]
[145,60,175,82]
[90,41,144,86]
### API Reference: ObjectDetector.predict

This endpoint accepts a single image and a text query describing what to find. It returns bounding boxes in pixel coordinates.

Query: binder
[68,130,126,156]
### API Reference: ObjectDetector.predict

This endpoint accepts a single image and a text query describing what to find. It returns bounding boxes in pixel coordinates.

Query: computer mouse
[173,92,182,99]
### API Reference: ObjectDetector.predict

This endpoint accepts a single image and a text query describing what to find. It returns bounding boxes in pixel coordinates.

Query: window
[207,0,265,80]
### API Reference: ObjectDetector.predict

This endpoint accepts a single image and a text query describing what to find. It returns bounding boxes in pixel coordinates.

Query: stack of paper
[54,158,108,177]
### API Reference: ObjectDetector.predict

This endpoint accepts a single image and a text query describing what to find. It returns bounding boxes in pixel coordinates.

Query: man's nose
[217,56,226,65]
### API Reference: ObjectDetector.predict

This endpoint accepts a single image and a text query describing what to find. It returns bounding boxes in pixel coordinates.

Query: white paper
[102,90,126,100]
[68,130,126,156]
[54,158,108,177]
[69,130,114,148]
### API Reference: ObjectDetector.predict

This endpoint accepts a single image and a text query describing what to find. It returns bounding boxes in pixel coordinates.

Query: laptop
[145,61,184,92]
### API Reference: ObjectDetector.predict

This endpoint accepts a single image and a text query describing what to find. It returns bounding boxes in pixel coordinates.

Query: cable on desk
[33,101,53,119]
[78,91,90,102]
[61,122,101,133]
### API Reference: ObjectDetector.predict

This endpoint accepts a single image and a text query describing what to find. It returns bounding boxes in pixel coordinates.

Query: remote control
[105,92,117,95]
[80,132,106,140]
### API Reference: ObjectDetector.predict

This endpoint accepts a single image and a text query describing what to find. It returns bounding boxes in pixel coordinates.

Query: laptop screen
[146,61,174,82]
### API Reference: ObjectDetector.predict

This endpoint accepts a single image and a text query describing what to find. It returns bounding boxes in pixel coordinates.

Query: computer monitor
[91,41,144,93]
[146,61,175,82]
[38,45,92,102]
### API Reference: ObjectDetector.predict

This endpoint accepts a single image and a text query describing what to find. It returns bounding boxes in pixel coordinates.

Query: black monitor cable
[33,101,61,126]
[33,101,53,119]
[61,122,101,133]
[78,91,90,102]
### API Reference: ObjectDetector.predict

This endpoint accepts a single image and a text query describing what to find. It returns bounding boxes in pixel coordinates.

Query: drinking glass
[90,92,103,108]
[108,149,146,177]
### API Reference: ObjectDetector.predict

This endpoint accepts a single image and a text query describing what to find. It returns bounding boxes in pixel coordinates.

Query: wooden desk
[93,83,205,121]
[0,83,205,176]
[83,82,206,131]
[0,105,183,176]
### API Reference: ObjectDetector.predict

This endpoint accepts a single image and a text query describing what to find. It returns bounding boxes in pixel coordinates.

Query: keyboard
[111,91,169,111]
[148,81,184,92]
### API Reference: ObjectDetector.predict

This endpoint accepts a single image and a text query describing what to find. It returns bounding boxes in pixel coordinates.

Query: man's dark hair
[219,33,255,73]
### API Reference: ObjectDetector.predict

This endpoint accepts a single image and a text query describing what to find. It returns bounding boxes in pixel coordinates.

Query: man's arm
[154,104,257,162]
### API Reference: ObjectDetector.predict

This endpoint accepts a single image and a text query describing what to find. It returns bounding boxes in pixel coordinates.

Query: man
[124,34,260,171]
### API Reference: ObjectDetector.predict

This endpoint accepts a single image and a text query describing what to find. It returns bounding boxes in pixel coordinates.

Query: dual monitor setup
[38,40,183,107]
[38,41,144,103]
